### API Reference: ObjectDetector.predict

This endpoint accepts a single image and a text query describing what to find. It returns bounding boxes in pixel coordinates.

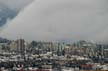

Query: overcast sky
[1,0,108,43]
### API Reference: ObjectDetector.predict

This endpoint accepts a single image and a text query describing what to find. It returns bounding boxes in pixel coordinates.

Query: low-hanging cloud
[0,0,34,28]
[1,0,108,43]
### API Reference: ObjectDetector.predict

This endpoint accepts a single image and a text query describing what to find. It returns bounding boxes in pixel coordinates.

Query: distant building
[0,43,8,53]
[16,39,25,52]
[57,43,66,56]
[64,44,72,56]
[9,41,18,51]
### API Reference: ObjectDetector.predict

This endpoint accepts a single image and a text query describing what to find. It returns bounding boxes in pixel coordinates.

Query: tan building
[9,41,18,51]
[9,39,26,52]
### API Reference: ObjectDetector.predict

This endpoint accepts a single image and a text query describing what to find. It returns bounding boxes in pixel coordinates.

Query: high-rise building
[16,39,25,52]
[57,43,66,56]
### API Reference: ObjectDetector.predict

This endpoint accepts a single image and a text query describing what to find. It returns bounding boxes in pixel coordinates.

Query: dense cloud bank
[0,0,34,11]
[1,0,108,43]
[0,0,34,27]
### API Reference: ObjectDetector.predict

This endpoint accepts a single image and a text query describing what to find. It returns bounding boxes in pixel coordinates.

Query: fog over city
[0,0,108,43]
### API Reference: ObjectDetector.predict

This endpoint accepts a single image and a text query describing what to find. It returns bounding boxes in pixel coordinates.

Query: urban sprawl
[0,37,108,71]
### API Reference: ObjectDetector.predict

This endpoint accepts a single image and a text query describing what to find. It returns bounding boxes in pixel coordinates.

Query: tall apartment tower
[16,39,25,53]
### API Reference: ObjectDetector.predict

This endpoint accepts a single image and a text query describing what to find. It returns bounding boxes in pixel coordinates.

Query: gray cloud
[1,0,108,43]
[0,0,34,27]
[0,0,34,11]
